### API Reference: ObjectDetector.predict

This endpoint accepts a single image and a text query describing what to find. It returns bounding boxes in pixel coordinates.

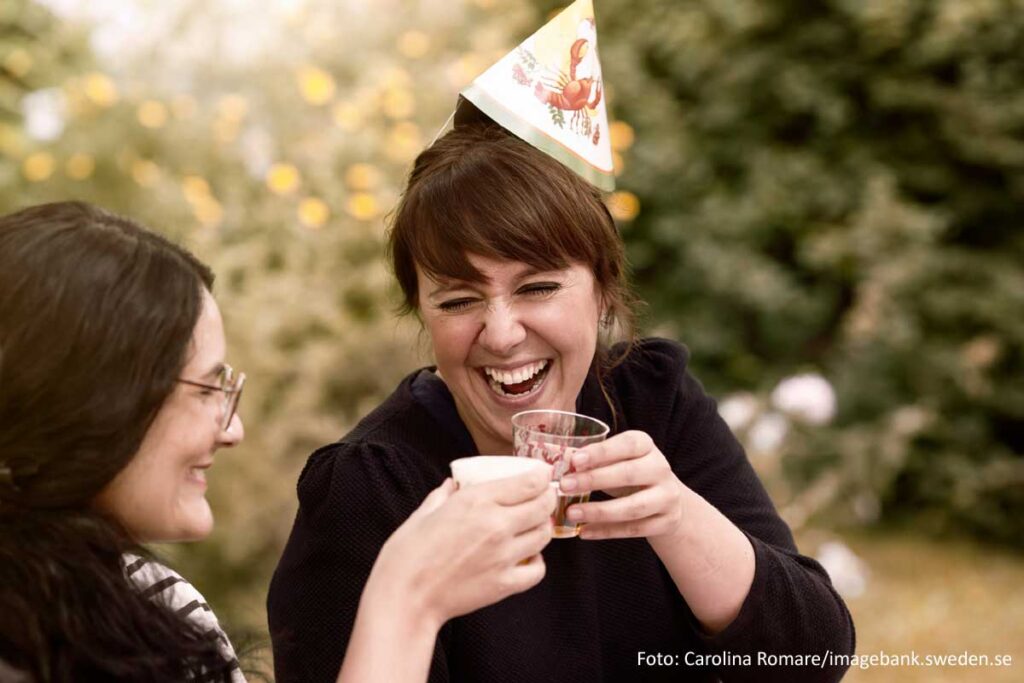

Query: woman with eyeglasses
[0,201,555,682]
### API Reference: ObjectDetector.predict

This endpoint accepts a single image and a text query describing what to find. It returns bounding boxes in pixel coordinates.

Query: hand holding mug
[370,460,555,629]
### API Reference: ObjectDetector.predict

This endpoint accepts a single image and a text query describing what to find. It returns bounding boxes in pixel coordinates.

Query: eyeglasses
[177,364,246,431]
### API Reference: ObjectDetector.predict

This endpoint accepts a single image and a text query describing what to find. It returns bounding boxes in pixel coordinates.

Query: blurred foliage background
[2,0,1022,680]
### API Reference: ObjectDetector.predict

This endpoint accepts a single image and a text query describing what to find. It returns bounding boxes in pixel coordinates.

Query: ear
[596,289,611,328]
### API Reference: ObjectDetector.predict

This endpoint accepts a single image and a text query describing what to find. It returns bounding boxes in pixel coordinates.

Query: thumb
[410,477,455,519]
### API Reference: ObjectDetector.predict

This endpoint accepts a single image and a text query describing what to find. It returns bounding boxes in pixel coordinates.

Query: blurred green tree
[531,0,1024,544]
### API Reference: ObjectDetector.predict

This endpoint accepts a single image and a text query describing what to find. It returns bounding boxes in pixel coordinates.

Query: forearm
[336,570,441,683]
[648,483,756,635]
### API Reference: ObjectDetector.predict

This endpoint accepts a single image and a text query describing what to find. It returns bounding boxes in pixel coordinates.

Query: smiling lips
[188,463,212,486]
[482,359,551,397]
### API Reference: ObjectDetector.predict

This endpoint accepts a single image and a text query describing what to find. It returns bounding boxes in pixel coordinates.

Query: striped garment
[124,554,246,683]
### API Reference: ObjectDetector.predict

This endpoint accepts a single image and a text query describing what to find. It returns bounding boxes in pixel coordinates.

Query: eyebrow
[200,362,225,381]
[426,265,552,300]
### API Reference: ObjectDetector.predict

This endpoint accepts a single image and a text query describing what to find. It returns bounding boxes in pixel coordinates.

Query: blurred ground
[801,529,1024,682]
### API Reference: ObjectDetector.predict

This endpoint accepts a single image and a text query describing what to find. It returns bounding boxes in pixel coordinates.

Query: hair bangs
[404,147,599,288]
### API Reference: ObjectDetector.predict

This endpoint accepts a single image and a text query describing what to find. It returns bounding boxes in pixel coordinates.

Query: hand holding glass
[512,410,610,538]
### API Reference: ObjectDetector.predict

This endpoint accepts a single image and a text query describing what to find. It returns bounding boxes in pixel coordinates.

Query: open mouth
[481,359,551,398]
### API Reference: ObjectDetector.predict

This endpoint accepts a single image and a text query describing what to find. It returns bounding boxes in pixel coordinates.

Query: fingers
[566,487,663,525]
[567,481,685,540]
[474,463,553,506]
[500,483,557,535]
[561,454,665,496]
[571,430,653,472]
[412,477,456,518]
[507,519,554,563]
[497,552,547,596]
[578,515,681,540]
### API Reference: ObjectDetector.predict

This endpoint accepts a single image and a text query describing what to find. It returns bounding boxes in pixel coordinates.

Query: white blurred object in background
[770,372,837,425]
[747,412,790,453]
[816,540,869,598]
[22,89,67,141]
[717,391,759,432]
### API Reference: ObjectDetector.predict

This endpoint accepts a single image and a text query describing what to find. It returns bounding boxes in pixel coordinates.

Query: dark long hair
[0,202,235,681]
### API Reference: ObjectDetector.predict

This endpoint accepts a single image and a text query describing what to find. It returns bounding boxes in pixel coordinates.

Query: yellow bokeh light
[346,193,379,221]
[131,159,161,187]
[23,152,55,182]
[298,66,336,106]
[387,122,422,162]
[613,151,625,176]
[65,153,95,180]
[137,100,169,129]
[0,123,25,158]
[266,163,301,195]
[454,52,488,83]
[172,95,198,119]
[333,102,363,131]
[213,118,240,144]
[344,163,381,191]
[607,191,641,222]
[609,121,635,152]
[217,94,248,122]
[397,30,430,59]
[4,48,33,78]
[83,73,118,107]
[298,197,330,229]
[193,197,224,228]
[182,175,211,203]
[382,87,415,120]
[384,68,411,89]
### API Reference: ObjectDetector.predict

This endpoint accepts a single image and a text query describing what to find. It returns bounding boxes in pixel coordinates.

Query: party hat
[457,0,615,191]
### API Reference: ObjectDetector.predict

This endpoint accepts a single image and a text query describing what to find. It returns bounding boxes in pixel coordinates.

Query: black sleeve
[266,441,451,683]
[620,339,855,682]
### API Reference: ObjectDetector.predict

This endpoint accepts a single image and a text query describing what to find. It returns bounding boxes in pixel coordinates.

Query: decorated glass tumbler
[512,409,610,538]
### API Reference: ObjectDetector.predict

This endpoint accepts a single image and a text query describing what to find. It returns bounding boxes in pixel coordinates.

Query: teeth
[484,360,549,385]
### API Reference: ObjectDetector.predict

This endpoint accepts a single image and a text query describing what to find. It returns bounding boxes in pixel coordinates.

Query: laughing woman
[0,201,555,683]
[268,124,856,683]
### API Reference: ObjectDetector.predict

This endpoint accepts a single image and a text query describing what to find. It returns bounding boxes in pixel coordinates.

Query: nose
[218,412,245,447]
[477,300,526,356]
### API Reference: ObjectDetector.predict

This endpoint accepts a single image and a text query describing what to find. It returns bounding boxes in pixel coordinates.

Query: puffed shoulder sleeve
[616,338,855,682]
[267,440,449,683]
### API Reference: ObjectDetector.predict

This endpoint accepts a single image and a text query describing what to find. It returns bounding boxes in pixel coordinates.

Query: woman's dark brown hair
[388,124,635,329]
[386,124,640,420]
[0,201,236,681]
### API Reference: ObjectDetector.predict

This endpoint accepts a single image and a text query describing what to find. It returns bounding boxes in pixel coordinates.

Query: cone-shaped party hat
[457,0,615,191]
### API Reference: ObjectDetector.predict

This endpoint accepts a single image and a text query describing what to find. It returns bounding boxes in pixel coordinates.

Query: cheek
[545,303,599,358]
[428,318,476,364]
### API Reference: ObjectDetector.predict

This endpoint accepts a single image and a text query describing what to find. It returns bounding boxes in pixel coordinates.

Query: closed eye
[438,298,478,312]
[519,282,561,297]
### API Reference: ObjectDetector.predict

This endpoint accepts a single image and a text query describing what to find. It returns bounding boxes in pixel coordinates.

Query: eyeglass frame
[177,364,246,431]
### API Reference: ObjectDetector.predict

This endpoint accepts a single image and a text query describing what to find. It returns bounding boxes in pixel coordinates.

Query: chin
[176,504,215,541]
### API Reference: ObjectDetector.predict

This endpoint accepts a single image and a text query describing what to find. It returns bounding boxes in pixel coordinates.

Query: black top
[267,339,855,682]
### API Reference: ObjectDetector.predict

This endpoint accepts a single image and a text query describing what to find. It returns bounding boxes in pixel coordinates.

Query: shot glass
[511,410,610,538]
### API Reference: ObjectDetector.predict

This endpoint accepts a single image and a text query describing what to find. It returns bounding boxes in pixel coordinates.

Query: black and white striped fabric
[124,554,246,682]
